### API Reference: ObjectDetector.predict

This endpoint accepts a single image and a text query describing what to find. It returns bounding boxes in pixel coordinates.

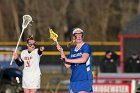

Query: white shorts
[22,75,41,89]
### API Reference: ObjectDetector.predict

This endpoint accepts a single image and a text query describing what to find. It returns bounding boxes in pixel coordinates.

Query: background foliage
[0,0,140,41]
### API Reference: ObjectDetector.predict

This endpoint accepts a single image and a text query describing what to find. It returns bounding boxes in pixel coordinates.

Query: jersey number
[26,61,30,67]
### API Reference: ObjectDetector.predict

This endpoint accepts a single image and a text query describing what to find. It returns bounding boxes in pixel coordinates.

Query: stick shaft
[56,41,58,45]
[10,27,25,65]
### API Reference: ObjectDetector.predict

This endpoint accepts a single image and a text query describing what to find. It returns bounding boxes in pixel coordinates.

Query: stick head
[49,28,58,42]
[22,15,32,29]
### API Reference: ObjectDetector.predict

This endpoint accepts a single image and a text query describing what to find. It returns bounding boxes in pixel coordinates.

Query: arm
[13,52,23,67]
[65,53,89,63]
[56,44,71,68]
[62,44,91,64]
[38,46,45,55]
[60,51,71,68]
[15,58,24,66]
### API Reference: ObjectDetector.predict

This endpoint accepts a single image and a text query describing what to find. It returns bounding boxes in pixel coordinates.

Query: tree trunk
[11,0,20,40]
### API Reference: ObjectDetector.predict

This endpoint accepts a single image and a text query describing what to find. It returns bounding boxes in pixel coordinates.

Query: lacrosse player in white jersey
[13,36,45,93]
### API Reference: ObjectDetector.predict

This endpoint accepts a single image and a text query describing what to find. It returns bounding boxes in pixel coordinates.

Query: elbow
[81,59,87,63]
[65,66,70,68]
[64,64,71,68]
[16,62,23,67]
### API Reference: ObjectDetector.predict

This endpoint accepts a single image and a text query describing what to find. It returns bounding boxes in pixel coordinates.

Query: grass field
[40,70,71,92]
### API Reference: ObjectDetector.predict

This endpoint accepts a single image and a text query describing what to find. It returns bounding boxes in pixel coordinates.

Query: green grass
[40,71,70,92]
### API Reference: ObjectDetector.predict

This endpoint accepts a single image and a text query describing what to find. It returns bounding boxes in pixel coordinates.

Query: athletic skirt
[22,75,41,89]
[68,80,93,93]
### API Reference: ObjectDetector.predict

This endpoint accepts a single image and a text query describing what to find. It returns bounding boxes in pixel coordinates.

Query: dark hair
[26,35,34,43]
[106,50,112,55]
[105,50,119,60]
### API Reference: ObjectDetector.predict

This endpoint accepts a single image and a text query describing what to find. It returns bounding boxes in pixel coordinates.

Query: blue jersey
[68,43,93,82]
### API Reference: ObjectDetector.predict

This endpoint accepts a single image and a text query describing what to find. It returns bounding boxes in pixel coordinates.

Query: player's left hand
[40,46,45,51]
[56,44,63,52]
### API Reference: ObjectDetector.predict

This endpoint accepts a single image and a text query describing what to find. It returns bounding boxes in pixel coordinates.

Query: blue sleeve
[82,44,91,54]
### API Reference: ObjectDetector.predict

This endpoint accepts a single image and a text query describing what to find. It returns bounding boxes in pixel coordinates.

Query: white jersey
[20,49,41,89]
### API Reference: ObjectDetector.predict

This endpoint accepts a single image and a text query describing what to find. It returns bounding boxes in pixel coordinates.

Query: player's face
[106,52,112,58]
[74,31,83,43]
[27,40,36,51]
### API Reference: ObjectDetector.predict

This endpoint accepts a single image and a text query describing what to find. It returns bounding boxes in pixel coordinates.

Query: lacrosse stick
[49,28,63,56]
[49,28,59,45]
[10,15,32,65]
[49,28,64,59]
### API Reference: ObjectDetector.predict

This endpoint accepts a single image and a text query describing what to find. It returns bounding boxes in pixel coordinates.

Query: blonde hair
[67,36,76,48]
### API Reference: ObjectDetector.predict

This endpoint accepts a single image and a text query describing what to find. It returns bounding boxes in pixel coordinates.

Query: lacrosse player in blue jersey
[56,28,93,93]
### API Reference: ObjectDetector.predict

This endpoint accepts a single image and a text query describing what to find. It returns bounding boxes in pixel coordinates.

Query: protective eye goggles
[74,32,83,35]
[73,32,84,37]
[28,42,36,47]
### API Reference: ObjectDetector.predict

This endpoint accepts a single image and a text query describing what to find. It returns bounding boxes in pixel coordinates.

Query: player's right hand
[13,52,18,60]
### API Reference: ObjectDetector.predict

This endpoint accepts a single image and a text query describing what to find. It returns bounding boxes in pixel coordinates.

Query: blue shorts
[68,80,93,93]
